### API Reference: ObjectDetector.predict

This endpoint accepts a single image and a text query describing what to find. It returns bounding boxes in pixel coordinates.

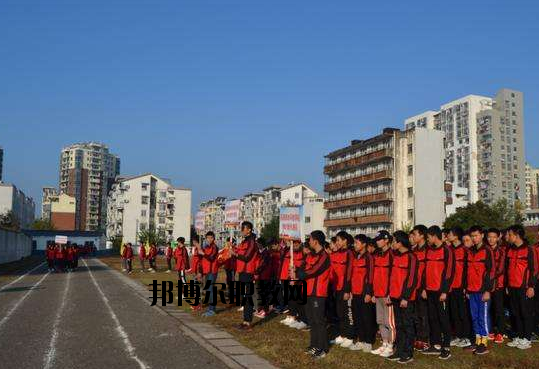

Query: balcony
[324,192,391,210]
[324,213,392,228]
[324,169,392,192]
[324,148,392,174]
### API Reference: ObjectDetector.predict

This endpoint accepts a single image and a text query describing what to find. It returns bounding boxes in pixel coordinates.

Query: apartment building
[41,187,58,221]
[198,197,228,244]
[525,163,539,210]
[59,142,120,231]
[324,127,445,237]
[241,193,265,235]
[0,183,36,228]
[262,186,282,224]
[106,173,191,245]
[41,189,76,230]
[405,88,526,208]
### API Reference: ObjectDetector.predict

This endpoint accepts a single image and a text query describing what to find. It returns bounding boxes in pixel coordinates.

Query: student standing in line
[254,238,272,318]
[422,226,454,359]
[370,230,395,358]
[279,240,307,329]
[466,225,495,355]
[148,243,158,272]
[200,231,219,317]
[486,228,507,344]
[165,242,174,273]
[174,237,190,285]
[410,225,430,352]
[268,239,283,313]
[506,224,536,350]
[297,230,331,360]
[122,243,134,273]
[66,245,75,272]
[388,231,419,364]
[55,244,65,272]
[349,234,376,353]
[138,243,147,272]
[447,227,472,348]
[46,243,55,272]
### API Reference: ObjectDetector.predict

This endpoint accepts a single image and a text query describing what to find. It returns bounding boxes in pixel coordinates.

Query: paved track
[0,258,228,369]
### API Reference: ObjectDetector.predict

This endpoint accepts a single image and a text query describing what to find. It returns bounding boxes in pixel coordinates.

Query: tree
[109,235,123,253]
[443,199,523,230]
[31,218,56,231]
[138,229,166,246]
[0,211,20,231]
[261,216,279,241]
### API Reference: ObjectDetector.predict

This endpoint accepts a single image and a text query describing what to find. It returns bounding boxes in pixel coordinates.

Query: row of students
[45,243,79,272]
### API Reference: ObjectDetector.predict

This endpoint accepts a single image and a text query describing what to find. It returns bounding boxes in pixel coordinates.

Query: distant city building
[41,187,59,221]
[106,173,191,245]
[59,142,120,231]
[525,163,539,210]
[0,183,36,228]
[198,197,228,244]
[324,127,445,237]
[0,146,3,182]
[405,88,526,208]
[41,190,76,230]
[241,193,265,235]
[262,186,282,224]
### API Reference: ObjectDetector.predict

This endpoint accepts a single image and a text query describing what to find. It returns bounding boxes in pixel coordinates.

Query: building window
[407,187,413,198]
[305,216,311,223]
[160,191,166,198]
[141,196,149,205]
[141,210,146,217]
[407,144,413,154]
[159,217,165,224]
[407,209,413,220]
[295,192,300,199]
[408,165,413,176]
[142,183,148,191]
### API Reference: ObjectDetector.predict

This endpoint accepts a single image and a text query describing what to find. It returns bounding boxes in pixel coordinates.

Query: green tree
[138,229,166,246]
[31,218,56,231]
[109,235,123,253]
[443,199,523,230]
[261,216,279,241]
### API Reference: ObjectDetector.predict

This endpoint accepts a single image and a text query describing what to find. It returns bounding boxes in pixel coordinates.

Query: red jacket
[351,251,374,296]
[506,243,536,289]
[148,246,157,259]
[138,246,147,260]
[424,244,454,293]
[270,250,281,279]
[255,248,272,280]
[46,247,55,260]
[450,244,467,290]
[201,243,218,274]
[466,244,495,293]
[280,247,305,280]
[55,247,65,259]
[413,244,427,292]
[390,250,419,301]
[491,245,506,290]
[235,235,259,274]
[373,248,392,298]
[533,243,539,278]
[122,246,134,259]
[165,246,173,259]
[298,249,331,297]
[66,248,75,261]
[174,247,189,271]
[329,248,353,293]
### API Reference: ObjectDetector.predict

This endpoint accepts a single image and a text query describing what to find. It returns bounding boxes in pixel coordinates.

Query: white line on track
[83,259,150,369]
[0,262,46,292]
[43,270,72,369]
[0,271,50,330]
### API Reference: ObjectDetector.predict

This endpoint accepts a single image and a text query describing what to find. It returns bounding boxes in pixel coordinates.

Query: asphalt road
[0,258,228,369]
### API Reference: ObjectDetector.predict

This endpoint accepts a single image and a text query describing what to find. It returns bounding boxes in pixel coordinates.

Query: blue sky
[1,1,538,214]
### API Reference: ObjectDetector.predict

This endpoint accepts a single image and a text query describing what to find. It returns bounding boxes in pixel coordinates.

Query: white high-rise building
[0,183,35,228]
[107,173,191,245]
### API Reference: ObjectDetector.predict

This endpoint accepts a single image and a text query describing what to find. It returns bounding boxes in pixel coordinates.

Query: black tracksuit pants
[335,291,354,339]
[352,296,376,344]
[414,296,430,342]
[393,299,415,359]
[307,297,328,352]
[491,289,506,335]
[509,287,534,340]
[449,288,471,339]
[239,272,254,323]
[427,291,452,348]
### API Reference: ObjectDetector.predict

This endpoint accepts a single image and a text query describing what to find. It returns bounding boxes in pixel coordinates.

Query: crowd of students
[118,221,539,363]
[45,242,81,272]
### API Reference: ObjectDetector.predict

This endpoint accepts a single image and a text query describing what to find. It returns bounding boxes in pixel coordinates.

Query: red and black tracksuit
[490,245,507,336]
[138,245,147,270]
[46,246,55,270]
[165,246,173,271]
[122,246,134,272]
[201,243,219,311]
[424,243,455,348]
[297,249,331,353]
[329,248,354,339]
[390,250,419,360]
[350,250,376,344]
[413,243,429,344]
[448,243,471,341]
[235,234,259,323]
[373,248,395,344]
[174,246,190,283]
[506,242,537,341]
[532,243,539,335]
[55,246,66,271]
[255,247,273,311]
[280,247,306,321]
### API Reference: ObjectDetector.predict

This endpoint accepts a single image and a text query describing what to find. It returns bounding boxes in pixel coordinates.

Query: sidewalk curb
[95,258,279,369]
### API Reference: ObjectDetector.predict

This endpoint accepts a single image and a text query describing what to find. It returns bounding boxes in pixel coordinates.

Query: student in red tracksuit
[279,240,306,328]
[422,225,454,359]
[296,230,331,359]
[174,237,190,284]
[349,234,376,353]
[46,243,55,271]
[269,239,283,312]
[122,243,134,273]
[138,244,147,272]
[467,225,495,355]
[447,227,472,348]
[254,239,272,318]
[388,231,419,364]
[534,232,539,339]
[55,244,65,272]
[148,244,158,272]
[66,246,75,272]
[506,224,537,349]
[330,231,354,348]
[411,224,430,351]
[486,228,506,343]
[189,237,202,279]
[223,239,237,287]
[165,242,174,272]
[370,230,395,357]
[233,221,259,331]
[200,231,219,317]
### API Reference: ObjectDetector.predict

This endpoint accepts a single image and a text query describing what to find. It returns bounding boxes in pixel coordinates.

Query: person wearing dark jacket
[411,225,430,351]
[486,228,507,344]
[201,232,219,317]
[297,230,331,360]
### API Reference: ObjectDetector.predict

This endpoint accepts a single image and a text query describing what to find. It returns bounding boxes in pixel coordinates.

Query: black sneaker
[473,344,489,355]
[463,343,477,352]
[305,346,316,355]
[398,357,414,364]
[387,353,401,361]
[438,348,451,360]
[422,346,441,355]
[311,349,327,360]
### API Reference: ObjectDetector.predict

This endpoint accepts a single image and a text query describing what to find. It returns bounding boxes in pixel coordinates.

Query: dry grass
[0,255,44,285]
[101,255,538,369]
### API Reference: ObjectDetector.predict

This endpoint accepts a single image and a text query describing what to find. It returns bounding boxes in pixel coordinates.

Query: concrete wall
[0,229,33,264]
[32,234,106,251]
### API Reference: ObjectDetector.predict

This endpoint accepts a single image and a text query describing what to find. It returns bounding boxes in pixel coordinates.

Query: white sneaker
[281,316,293,325]
[237,306,244,312]
[517,338,532,350]
[284,318,297,327]
[122,268,127,272]
[450,338,461,347]
[334,336,345,345]
[379,344,394,358]
[456,338,470,347]
[507,338,521,347]
[349,342,364,351]
[292,321,307,330]
[371,342,387,355]
[340,338,354,348]
[362,343,373,353]
[166,270,171,273]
